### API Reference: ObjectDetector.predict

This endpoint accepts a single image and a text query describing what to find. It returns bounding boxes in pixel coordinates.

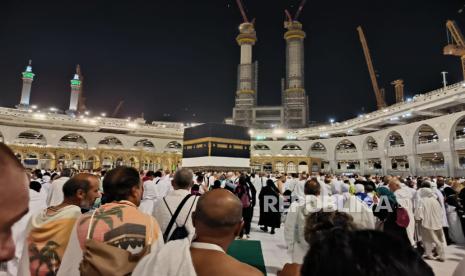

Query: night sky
[0,0,464,124]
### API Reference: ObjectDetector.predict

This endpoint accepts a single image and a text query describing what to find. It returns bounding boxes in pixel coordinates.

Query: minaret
[283,20,308,128]
[76,65,87,113]
[18,60,35,109]
[233,22,258,127]
[232,0,258,127]
[67,65,81,115]
[283,1,309,128]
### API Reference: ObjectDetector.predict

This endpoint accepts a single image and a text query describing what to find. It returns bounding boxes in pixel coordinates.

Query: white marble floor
[246,206,465,276]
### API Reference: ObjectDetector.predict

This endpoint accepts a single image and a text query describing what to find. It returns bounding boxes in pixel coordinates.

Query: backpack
[240,189,251,208]
[163,194,197,242]
[396,206,410,228]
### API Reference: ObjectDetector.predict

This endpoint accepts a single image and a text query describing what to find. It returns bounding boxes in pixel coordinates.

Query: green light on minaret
[22,71,35,80]
[71,79,81,86]
[22,60,34,80]
[71,73,81,86]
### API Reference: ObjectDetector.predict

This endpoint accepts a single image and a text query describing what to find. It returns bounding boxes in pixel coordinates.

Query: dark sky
[0,0,464,124]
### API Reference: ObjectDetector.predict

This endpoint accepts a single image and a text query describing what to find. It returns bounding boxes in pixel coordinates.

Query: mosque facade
[3,52,465,176]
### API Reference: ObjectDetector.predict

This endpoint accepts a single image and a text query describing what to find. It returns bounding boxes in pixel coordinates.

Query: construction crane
[357,26,387,110]
[391,79,404,103]
[112,100,124,118]
[444,20,465,80]
[285,0,307,22]
[235,0,249,23]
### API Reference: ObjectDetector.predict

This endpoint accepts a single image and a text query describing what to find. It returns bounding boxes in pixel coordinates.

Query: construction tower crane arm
[235,0,249,23]
[444,20,465,80]
[447,20,465,47]
[112,101,124,118]
[357,26,386,109]
[294,0,307,21]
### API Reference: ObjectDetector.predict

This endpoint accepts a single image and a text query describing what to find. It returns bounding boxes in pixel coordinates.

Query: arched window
[310,142,327,153]
[165,141,182,152]
[365,137,378,151]
[416,125,438,144]
[281,144,302,151]
[58,133,88,149]
[253,144,271,151]
[335,139,357,153]
[387,132,405,147]
[98,136,124,148]
[15,130,47,146]
[134,139,155,151]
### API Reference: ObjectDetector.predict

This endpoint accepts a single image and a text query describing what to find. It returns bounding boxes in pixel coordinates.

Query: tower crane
[112,100,124,118]
[357,26,387,110]
[235,0,257,24]
[285,0,307,22]
[444,20,465,80]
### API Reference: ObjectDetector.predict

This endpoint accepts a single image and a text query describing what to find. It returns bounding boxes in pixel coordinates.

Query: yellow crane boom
[357,26,386,109]
[444,20,465,80]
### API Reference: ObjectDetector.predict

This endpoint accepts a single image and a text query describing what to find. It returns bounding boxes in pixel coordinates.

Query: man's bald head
[0,143,29,262]
[193,189,242,234]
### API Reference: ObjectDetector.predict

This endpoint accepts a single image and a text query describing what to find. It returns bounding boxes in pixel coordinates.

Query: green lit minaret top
[22,60,35,80]
[70,65,81,87]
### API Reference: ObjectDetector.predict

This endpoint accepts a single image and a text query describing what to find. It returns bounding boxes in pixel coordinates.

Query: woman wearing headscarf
[372,187,410,246]
[258,179,281,234]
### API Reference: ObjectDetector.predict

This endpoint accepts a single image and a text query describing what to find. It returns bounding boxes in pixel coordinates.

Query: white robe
[7,190,47,276]
[446,205,465,244]
[284,195,336,264]
[133,238,196,276]
[47,177,70,207]
[395,187,415,245]
[292,180,306,202]
[139,179,158,215]
[415,188,443,230]
[337,194,375,230]
[156,176,173,199]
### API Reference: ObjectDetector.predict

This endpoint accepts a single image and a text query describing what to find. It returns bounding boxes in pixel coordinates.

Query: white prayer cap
[355,184,365,193]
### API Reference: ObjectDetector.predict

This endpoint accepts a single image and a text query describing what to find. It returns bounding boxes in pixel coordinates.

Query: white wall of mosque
[4,110,465,176]
[0,124,183,171]
[250,111,465,177]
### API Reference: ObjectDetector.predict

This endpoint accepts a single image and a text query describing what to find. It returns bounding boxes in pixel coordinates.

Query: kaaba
[181,123,251,171]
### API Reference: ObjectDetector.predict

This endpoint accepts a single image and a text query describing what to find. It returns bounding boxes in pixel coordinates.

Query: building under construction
[231,0,309,129]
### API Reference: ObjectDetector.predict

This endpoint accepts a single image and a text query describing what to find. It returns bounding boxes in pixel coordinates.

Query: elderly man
[134,189,262,276]
[57,166,164,276]
[153,168,198,241]
[18,174,101,276]
[285,178,337,263]
[0,143,29,264]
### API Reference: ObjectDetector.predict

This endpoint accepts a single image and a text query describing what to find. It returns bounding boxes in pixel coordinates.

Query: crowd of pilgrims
[1,143,465,275]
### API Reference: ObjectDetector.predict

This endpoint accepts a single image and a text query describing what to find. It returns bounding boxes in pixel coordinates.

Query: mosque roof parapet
[0,107,184,139]
[252,81,465,139]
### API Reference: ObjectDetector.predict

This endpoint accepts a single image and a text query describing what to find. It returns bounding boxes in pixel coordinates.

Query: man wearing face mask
[18,174,101,276]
